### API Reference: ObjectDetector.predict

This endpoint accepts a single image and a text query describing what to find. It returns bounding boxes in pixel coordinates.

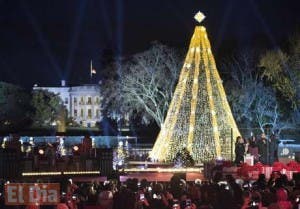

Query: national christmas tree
[150,12,241,162]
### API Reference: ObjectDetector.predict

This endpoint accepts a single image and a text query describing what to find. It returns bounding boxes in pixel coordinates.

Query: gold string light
[123,167,203,173]
[22,171,100,176]
[150,12,240,162]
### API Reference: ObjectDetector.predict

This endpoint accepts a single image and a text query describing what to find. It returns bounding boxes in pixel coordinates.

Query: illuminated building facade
[33,81,102,127]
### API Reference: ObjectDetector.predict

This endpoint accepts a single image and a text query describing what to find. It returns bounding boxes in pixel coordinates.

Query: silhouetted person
[258,133,268,165]
[269,133,279,164]
[80,135,92,170]
[253,174,267,191]
[45,142,56,170]
[247,136,259,163]
[5,134,21,158]
[235,136,245,166]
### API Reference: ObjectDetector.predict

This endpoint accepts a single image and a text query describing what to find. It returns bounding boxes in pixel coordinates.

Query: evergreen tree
[151,23,240,162]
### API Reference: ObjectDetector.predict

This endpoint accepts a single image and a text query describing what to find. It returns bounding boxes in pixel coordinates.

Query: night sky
[0,0,299,89]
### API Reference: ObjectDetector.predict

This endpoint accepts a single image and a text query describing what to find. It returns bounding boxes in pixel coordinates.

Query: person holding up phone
[136,191,150,209]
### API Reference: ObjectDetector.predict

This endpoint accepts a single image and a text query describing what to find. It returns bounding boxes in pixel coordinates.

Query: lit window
[88,109,92,119]
[96,97,100,104]
[88,97,92,105]
[80,109,84,117]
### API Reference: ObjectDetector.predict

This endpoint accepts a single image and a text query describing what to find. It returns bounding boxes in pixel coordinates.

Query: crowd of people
[0,132,292,209]
[2,170,300,209]
[235,133,279,166]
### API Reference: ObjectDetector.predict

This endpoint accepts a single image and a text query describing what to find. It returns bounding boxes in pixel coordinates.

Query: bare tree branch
[102,42,182,127]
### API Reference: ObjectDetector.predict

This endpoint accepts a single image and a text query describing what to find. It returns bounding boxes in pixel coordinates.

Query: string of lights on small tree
[113,141,129,170]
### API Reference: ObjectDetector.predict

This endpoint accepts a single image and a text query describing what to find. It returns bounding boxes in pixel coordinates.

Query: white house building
[33,80,102,127]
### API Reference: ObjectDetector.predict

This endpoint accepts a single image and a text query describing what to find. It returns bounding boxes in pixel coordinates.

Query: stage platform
[120,172,204,182]
[19,159,300,183]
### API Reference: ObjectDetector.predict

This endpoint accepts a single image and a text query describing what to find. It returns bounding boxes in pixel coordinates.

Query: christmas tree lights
[150,12,241,162]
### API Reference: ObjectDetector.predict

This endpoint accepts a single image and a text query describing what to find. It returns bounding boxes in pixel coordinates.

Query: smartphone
[251,201,258,206]
[186,199,191,206]
[140,193,145,200]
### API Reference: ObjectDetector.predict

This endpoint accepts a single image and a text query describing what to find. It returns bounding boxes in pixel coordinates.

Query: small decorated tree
[113,141,129,170]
